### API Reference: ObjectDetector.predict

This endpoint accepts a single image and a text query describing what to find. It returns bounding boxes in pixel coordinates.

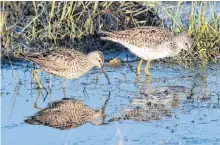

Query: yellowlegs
[20,47,110,89]
[24,97,110,129]
[100,26,193,76]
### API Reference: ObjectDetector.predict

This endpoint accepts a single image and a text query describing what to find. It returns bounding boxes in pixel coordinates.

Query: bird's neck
[90,110,104,125]
[86,57,96,70]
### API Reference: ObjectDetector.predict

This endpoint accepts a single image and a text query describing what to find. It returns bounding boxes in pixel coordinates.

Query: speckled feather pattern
[101,26,174,48]
[24,99,102,130]
[21,48,95,79]
[100,26,191,60]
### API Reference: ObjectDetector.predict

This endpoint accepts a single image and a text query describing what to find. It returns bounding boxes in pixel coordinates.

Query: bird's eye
[98,59,102,63]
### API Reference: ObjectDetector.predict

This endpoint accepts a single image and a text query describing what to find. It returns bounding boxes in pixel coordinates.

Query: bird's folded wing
[101,26,174,48]
[20,48,87,71]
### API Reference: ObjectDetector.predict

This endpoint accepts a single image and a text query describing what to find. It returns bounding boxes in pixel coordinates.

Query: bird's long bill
[101,67,111,84]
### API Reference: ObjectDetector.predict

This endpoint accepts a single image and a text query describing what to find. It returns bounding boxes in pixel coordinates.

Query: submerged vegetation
[1,1,220,66]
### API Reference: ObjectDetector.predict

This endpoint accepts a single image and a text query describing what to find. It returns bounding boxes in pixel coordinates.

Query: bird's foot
[144,70,151,76]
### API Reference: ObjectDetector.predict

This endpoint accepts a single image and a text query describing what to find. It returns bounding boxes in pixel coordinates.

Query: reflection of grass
[145,1,220,66]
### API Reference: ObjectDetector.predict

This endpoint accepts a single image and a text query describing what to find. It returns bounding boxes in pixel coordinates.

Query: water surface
[1,60,220,145]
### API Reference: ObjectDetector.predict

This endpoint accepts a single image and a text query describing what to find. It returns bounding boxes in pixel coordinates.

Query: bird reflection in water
[107,86,190,122]
[25,92,110,130]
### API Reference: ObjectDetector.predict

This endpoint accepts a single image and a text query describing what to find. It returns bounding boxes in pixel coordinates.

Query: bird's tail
[99,30,113,36]
[98,30,114,41]
[19,52,42,58]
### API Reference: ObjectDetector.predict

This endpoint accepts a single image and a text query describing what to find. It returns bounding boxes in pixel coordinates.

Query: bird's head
[176,32,194,52]
[90,110,105,125]
[87,51,105,68]
[87,51,110,84]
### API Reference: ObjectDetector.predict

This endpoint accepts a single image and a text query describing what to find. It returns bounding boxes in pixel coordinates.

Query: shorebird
[100,26,193,76]
[24,96,110,130]
[20,47,110,89]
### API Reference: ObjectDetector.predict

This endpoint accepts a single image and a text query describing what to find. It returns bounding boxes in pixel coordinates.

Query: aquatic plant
[144,1,220,66]
[1,1,159,55]
[1,1,219,66]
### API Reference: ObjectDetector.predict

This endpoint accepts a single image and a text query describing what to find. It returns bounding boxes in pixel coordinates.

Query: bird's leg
[137,59,144,75]
[49,74,52,92]
[145,75,151,95]
[100,92,111,123]
[145,58,151,76]
[34,89,43,109]
[48,89,53,107]
[33,69,43,89]
[62,79,66,89]
[62,79,67,98]
[137,75,141,81]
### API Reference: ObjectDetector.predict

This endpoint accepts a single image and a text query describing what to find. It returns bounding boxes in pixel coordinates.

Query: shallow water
[1,60,220,145]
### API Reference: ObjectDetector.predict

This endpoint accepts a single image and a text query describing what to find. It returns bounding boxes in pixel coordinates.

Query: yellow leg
[33,69,43,89]
[137,74,141,81]
[137,59,144,75]
[145,58,151,76]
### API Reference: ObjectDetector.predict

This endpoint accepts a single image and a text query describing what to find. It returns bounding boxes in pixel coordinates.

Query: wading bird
[100,26,193,76]
[20,47,110,89]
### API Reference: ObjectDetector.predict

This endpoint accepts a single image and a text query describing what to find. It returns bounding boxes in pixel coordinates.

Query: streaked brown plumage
[101,26,175,49]
[20,47,110,88]
[24,98,108,130]
[100,26,193,76]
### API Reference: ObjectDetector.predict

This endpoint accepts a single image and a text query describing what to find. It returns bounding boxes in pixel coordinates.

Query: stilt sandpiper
[20,47,110,89]
[100,26,193,76]
[25,96,110,129]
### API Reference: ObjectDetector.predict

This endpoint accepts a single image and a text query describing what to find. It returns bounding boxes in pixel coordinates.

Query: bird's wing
[46,99,83,109]
[20,48,87,71]
[100,26,174,48]
[24,110,80,129]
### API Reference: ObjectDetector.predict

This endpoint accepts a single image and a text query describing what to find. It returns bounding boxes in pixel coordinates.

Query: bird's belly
[121,43,170,60]
[43,68,81,79]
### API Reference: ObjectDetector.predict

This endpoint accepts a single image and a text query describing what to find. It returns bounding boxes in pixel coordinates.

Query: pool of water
[1,60,220,145]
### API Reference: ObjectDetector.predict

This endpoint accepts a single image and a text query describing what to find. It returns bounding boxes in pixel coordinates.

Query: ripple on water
[1,62,220,145]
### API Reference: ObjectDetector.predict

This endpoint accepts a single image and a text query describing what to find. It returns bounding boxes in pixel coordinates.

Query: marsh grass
[0,2,6,35]
[1,1,159,56]
[145,1,220,66]
[1,1,220,66]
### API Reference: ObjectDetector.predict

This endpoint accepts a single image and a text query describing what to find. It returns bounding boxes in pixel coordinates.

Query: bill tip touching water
[19,48,111,89]
[2,2,220,145]
[87,50,111,84]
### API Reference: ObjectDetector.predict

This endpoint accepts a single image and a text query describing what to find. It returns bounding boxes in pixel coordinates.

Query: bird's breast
[120,42,170,60]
